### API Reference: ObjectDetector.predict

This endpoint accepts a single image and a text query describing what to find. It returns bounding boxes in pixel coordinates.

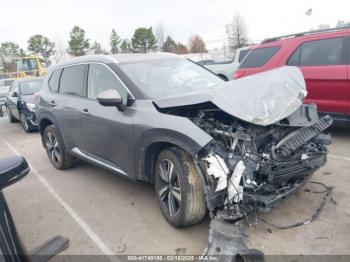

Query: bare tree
[189,35,207,53]
[155,22,166,51]
[227,13,249,53]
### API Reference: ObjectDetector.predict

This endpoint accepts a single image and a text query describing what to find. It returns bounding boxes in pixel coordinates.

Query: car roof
[50,53,182,70]
[14,77,44,83]
[257,27,350,48]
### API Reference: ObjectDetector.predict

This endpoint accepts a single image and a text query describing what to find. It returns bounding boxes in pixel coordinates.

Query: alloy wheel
[158,159,182,217]
[45,132,62,163]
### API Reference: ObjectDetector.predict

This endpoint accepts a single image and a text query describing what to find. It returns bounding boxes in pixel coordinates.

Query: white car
[0,78,14,116]
[203,46,251,81]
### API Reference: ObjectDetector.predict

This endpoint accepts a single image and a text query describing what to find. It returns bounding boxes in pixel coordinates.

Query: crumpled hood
[154,66,307,126]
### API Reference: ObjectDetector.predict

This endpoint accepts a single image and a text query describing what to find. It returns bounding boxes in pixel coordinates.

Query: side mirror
[96,89,125,111]
[12,91,18,98]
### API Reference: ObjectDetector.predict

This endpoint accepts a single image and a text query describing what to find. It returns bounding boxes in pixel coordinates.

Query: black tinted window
[48,69,61,92]
[238,49,250,63]
[240,46,280,68]
[288,37,344,66]
[59,65,85,96]
[87,64,128,100]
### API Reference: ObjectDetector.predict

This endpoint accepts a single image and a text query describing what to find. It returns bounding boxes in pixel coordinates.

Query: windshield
[17,59,37,72]
[20,80,42,95]
[119,58,223,98]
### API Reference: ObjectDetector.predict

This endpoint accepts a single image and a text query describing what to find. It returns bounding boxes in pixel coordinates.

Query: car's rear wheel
[43,125,75,170]
[155,147,206,227]
[6,106,17,123]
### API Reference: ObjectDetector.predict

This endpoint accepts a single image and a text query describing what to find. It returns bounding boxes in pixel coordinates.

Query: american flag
[305,8,312,16]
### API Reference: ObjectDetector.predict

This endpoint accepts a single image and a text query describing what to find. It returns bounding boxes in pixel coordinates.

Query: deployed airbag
[154,66,307,126]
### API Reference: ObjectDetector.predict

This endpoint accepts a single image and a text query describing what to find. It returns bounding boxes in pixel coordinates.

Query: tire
[155,147,206,227]
[43,124,75,170]
[6,106,17,123]
[20,112,33,133]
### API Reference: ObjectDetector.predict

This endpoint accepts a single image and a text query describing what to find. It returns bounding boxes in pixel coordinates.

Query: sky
[0,0,349,51]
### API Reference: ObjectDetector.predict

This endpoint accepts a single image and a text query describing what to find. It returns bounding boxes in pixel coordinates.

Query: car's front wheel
[20,112,33,133]
[155,147,206,227]
[43,125,75,170]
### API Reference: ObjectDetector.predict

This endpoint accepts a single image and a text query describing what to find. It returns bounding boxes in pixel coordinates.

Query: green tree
[110,29,122,54]
[163,36,177,53]
[0,42,20,62]
[90,41,106,54]
[67,26,90,56]
[120,39,131,53]
[27,34,55,61]
[131,27,156,53]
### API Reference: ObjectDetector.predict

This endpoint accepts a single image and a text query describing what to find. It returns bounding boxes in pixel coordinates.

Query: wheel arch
[38,113,66,150]
[136,129,211,184]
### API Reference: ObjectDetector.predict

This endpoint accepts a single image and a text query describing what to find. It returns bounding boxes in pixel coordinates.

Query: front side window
[119,58,223,98]
[87,64,128,101]
[20,80,43,95]
[59,65,85,96]
[288,37,344,66]
[240,46,280,68]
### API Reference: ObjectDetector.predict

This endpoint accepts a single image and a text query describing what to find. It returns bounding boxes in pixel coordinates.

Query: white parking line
[329,154,350,162]
[1,137,119,261]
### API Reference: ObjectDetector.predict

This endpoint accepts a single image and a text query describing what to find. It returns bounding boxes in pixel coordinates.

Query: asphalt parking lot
[0,116,349,256]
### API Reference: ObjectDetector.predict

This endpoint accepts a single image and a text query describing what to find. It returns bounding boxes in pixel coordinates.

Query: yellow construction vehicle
[15,56,46,78]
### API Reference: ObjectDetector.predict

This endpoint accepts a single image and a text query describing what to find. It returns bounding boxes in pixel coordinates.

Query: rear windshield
[240,46,280,68]
[238,49,250,63]
[20,80,42,95]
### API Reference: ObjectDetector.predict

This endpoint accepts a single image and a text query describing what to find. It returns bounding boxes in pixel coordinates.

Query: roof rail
[261,26,350,44]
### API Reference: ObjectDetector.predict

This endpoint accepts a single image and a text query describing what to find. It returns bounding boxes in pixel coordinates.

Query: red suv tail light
[233,71,245,79]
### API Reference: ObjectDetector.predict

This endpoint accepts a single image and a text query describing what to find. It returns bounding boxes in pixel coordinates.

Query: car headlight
[26,103,36,112]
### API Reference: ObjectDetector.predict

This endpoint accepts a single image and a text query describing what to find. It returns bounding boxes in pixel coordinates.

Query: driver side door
[79,63,136,178]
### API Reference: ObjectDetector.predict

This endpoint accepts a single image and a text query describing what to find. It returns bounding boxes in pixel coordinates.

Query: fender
[134,128,213,181]
[37,112,67,150]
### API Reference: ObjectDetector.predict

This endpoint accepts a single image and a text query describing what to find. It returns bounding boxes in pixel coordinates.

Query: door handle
[48,100,56,107]
[82,108,90,115]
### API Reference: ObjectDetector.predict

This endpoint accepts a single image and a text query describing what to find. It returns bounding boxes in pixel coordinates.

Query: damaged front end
[195,102,332,218]
[155,67,332,259]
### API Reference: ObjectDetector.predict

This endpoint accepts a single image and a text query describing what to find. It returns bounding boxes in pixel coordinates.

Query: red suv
[234,27,350,125]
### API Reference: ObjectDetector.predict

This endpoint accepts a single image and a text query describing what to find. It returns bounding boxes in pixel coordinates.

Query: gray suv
[36,54,332,227]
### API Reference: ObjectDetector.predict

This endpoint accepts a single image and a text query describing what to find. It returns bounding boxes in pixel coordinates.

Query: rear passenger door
[54,65,87,150]
[287,36,349,118]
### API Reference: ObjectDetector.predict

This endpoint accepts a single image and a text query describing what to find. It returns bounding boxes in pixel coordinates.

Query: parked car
[36,54,331,228]
[5,77,43,132]
[234,27,350,126]
[0,155,69,260]
[0,78,14,117]
[203,46,251,81]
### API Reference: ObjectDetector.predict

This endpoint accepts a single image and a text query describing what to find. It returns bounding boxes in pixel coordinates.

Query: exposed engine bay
[161,102,333,220]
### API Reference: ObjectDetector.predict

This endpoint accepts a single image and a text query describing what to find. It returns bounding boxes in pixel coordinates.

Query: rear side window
[287,37,344,66]
[240,46,280,68]
[59,65,85,96]
[48,69,61,92]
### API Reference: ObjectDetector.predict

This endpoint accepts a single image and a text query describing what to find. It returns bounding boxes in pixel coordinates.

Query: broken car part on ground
[156,66,333,258]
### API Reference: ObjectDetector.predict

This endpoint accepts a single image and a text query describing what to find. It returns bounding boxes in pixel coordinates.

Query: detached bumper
[244,154,327,211]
